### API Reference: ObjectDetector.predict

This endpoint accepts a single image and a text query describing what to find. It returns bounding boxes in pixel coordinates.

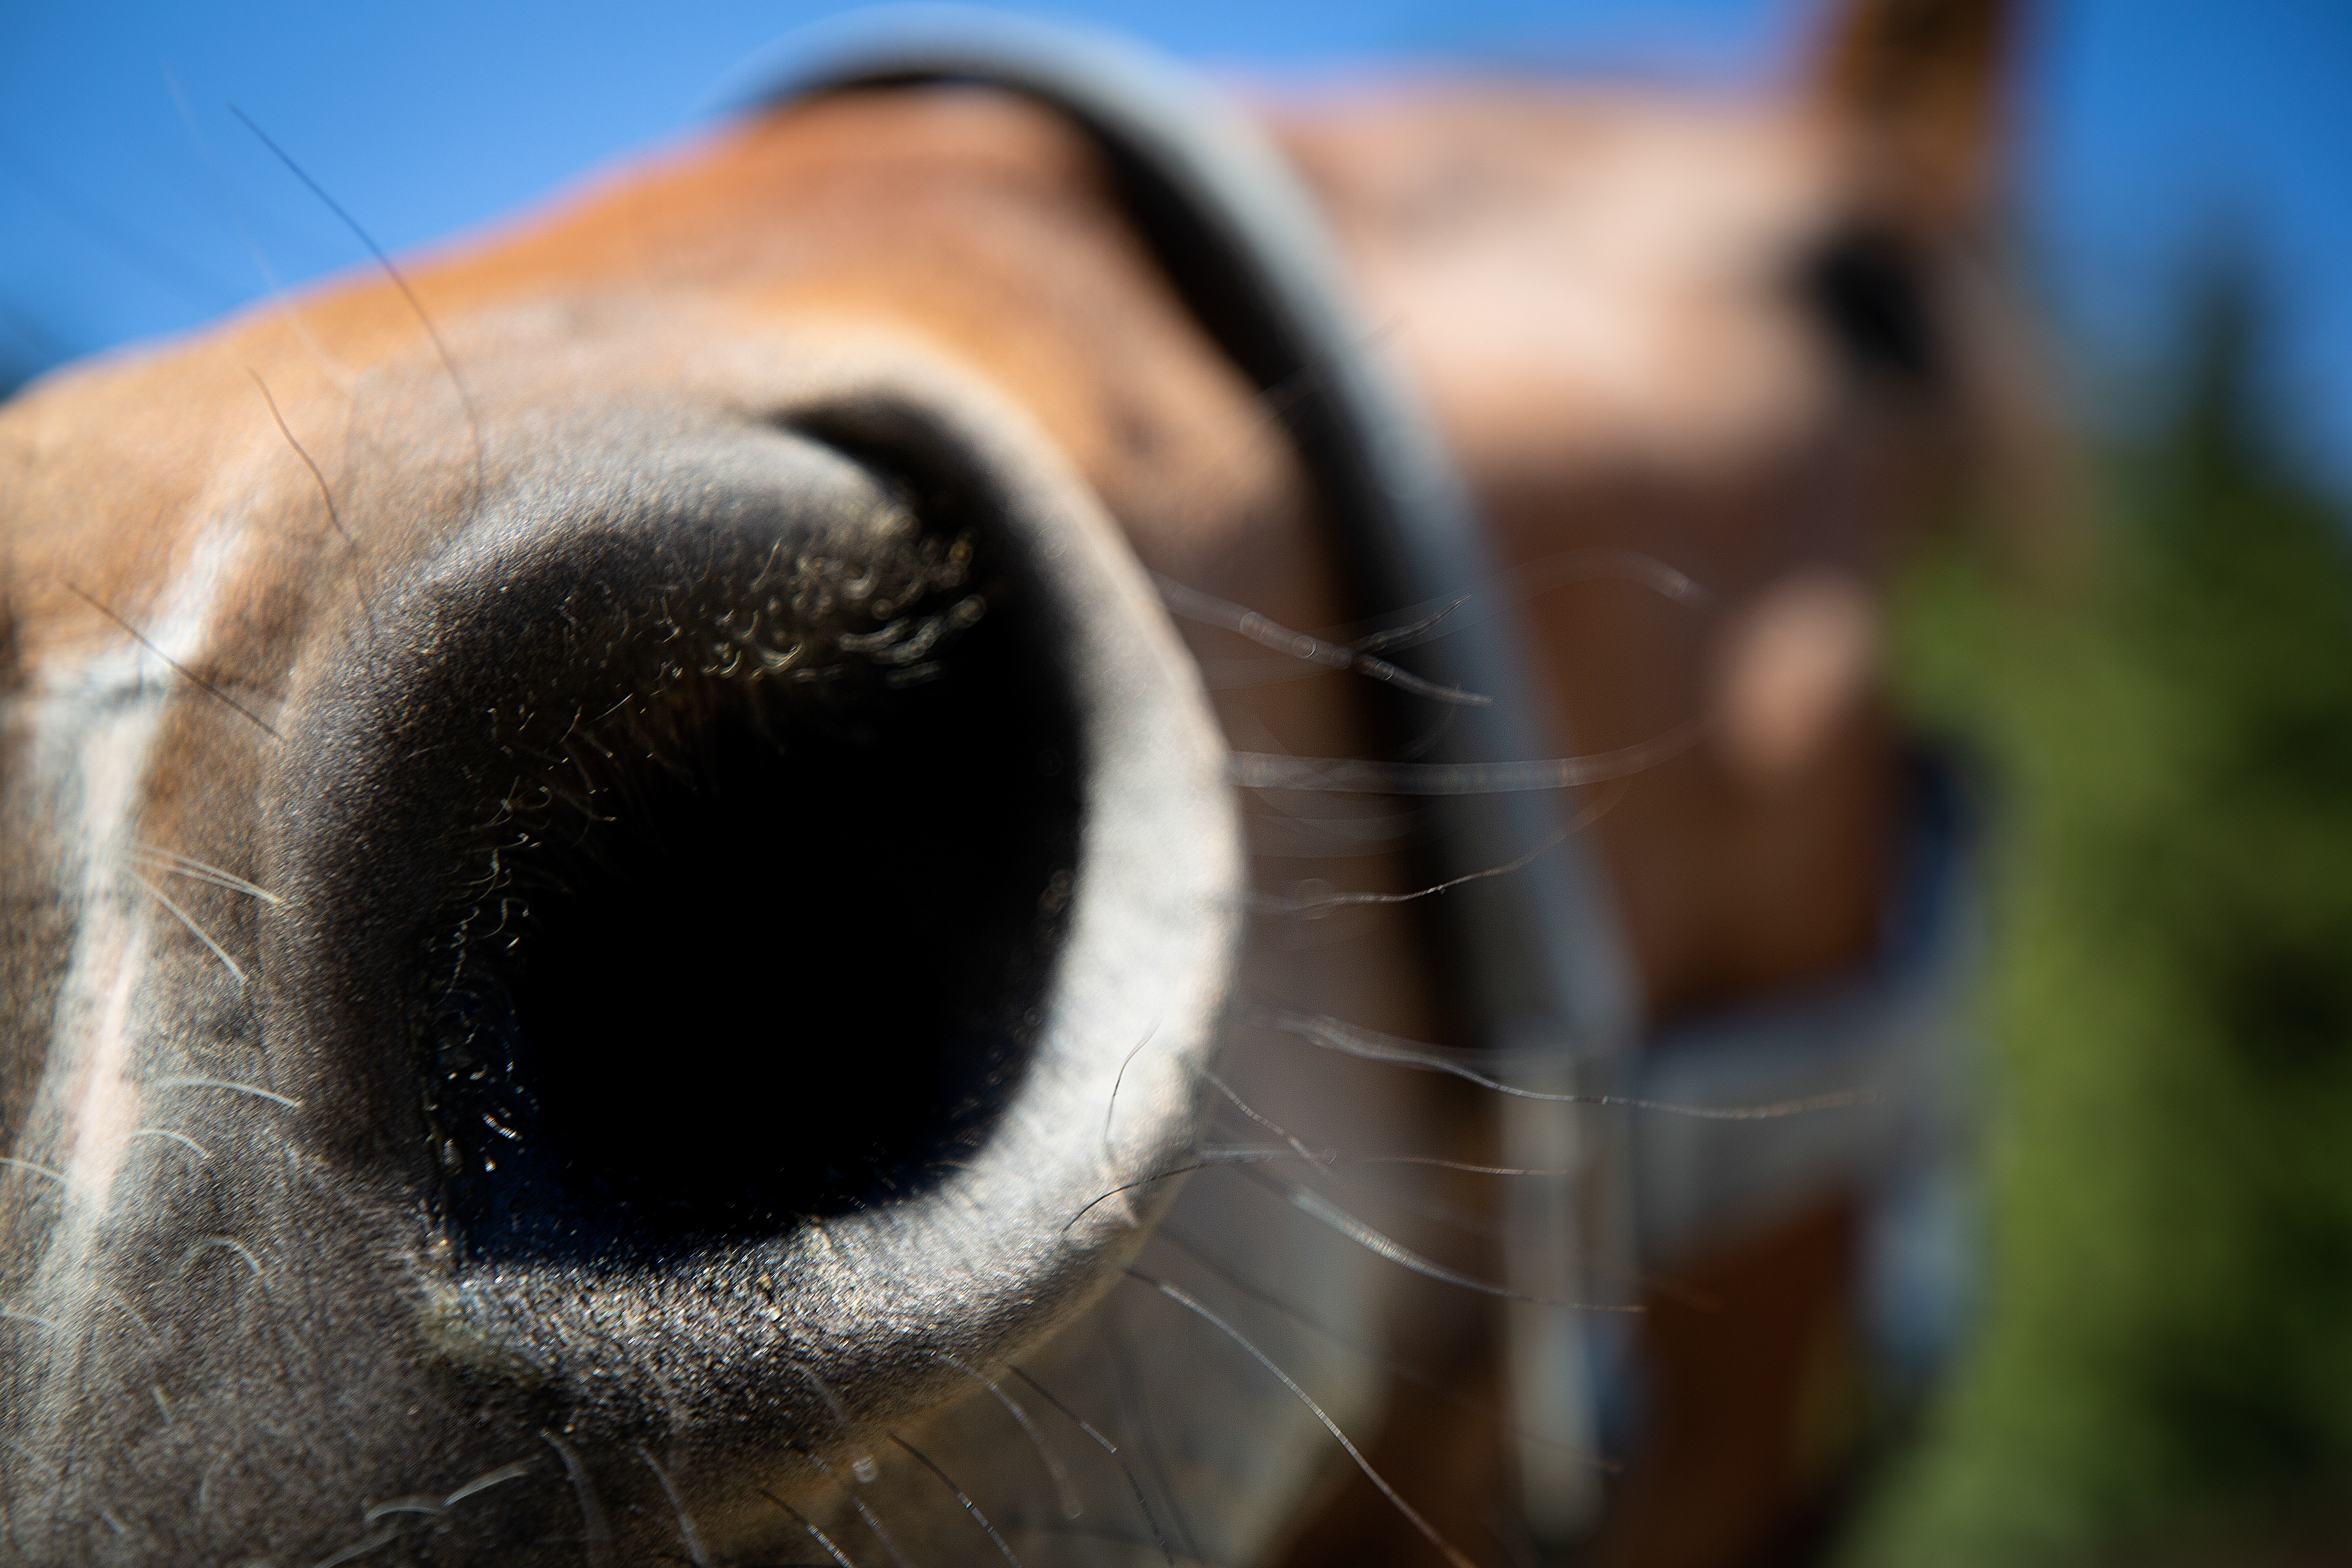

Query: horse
[0,0,2037,1562]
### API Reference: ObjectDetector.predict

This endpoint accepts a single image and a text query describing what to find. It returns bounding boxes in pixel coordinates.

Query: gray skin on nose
[0,368,1240,1566]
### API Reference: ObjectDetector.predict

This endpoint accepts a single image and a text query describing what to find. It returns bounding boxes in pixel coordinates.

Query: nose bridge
[0,503,334,1550]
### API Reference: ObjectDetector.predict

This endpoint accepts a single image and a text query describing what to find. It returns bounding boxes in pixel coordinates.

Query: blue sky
[3,1,2346,487]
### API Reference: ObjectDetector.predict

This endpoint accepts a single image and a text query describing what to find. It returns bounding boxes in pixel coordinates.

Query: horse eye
[1794,221,1942,384]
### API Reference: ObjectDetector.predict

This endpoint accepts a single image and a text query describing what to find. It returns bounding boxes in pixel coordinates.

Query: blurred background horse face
[1269,4,2047,1565]
[1285,0,2034,1024]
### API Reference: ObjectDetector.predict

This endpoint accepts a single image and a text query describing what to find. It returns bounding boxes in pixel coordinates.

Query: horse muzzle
[0,350,1242,1564]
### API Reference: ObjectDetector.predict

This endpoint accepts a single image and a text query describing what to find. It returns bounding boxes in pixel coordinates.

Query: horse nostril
[285,416,1098,1262]
[262,399,1235,1510]
[443,584,1080,1255]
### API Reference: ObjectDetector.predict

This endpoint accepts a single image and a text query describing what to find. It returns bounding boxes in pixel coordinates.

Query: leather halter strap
[713,3,1641,1073]
[713,8,1642,1533]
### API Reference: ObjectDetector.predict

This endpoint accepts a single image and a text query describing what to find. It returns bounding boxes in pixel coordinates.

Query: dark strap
[712,4,1639,1063]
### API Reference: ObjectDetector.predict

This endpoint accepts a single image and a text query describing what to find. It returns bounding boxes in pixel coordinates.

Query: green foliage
[1850,284,2352,1564]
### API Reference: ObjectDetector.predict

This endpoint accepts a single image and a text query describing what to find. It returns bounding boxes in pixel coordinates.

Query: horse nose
[15,390,1240,1562]
[291,410,1210,1254]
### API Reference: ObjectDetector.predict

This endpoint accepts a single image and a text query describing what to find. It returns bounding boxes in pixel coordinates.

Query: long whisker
[636,1447,713,1568]
[1155,575,1490,707]
[0,1156,71,1192]
[127,868,247,986]
[1200,546,1709,695]
[1260,1174,1638,1311]
[1232,714,1708,795]
[1103,1310,1199,1563]
[64,582,280,741]
[1249,779,1628,918]
[1203,1074,1325,1171]
[165,73,356,393]
[1063,1149,1298,1234]
[131,844,284,905]
[759,1487,862,1568]
[936,1352,1083,1521]
[127,1127,210,1161]
[1008,1368,1178,1568]
[1126,1269,1477,1568]
[247,368,379,643]
[1062,1138,1623,1237]
[1360,544,1713,659]
[443,1459,534,1509]
[151,1075,301,1109]
[538,1428,615,1568]
[227,105,486,506]
[787,1358,880,1483]
[1102,1025,1157,1167]
[890,1433,1022,1568]
[1152,1226,1622,1465]
[1242,1004,1883,1118]
[801,1448,913,1568]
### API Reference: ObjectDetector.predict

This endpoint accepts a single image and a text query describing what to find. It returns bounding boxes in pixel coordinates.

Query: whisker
[1061,1139,1610,1239]
[787,1358,880,1483]
[165,72,357,393]
[1197,546,1708,693]
[1263,1175,1637,1312]
[1008,1368,1178,1568]
[636,1446,713,1568]
[1103,1310,1199,1563]
[1359,545,1713,659]
[361,1496,444,1525]
[127,868,247,986]
[131,844,284,905]
[936,1352,1083,1521]
[1232,715,1708,795]
[0,1307,60,1334]
[890,1432,1022,1568]
[1152,1226,1621,1467]
[1063,1150,1296,1235]
[1203,1074,1325,1170]
[1241,1004,1884,1118]
[1155,575,1490,707]
[801,1448,913,1568]
[1103,1025,1158,1167]
[63,582,280,740]
[540,1426,614,1568]
[1248,780,1627,918]
[247,368,380,643]
[0,1156,71,1191]
[759,1487,861,1568]
[127,1127,210,1161]
[443,1459,533,1508]
[1125,1270,1477,1568]
[227,105,486,506]
[151,1075,301,1109]
[1348,593,1474,656]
